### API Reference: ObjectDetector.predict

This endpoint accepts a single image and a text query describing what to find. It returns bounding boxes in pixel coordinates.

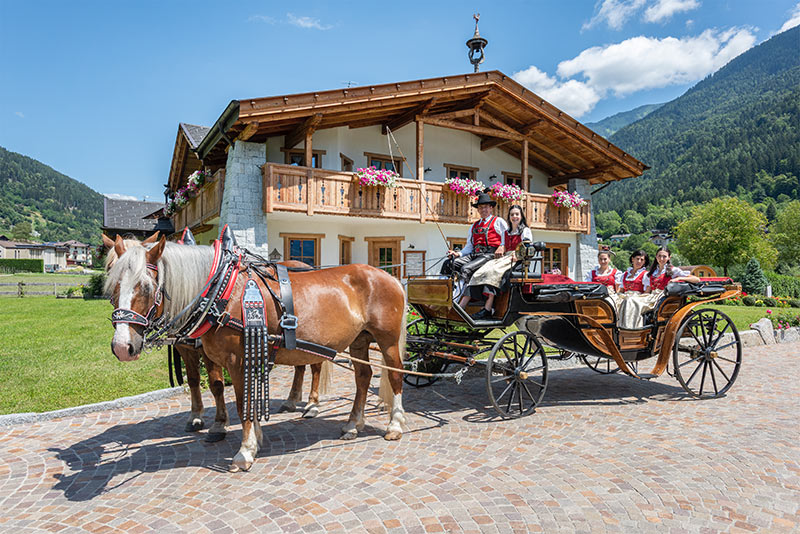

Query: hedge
[765,271,800,298]
[0,258,44,273]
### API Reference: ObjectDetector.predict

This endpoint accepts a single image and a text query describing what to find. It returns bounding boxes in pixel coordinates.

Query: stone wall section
[569,178,597,280]
[219,141,269,256]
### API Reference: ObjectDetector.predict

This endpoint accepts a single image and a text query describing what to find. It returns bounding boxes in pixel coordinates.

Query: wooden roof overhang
[196,71,648,186]
[168,124,206,191]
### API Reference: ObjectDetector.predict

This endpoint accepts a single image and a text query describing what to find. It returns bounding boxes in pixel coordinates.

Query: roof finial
[466,14,488,73]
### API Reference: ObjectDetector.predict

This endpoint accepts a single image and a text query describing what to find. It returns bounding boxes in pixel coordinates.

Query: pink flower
[767,309,772,314]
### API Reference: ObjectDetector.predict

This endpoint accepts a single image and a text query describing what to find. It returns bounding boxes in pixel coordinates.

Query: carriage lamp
[269,248,283,261]
[153,215,175,237]
[466,14,488,73]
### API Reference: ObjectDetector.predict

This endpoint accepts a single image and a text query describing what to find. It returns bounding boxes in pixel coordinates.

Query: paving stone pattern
[1,342,798,533]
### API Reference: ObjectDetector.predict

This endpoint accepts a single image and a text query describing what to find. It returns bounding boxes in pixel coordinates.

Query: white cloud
[644,0,700,23]
[104,193,140,201]
[248,15,275,24]
[14,111,24,118]
[286,13,331,30]
[512,66,602,117]
[779,2,800,32]
[557,28,756,96]
[583,0,647,30]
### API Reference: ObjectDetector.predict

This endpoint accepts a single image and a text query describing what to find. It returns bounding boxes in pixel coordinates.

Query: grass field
[0,296,788,415]
[0,298,169,414]
[0,272,98,285]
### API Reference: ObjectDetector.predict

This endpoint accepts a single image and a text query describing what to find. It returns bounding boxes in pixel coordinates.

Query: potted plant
[165,170,211,216]
[488,182,525,203]
[551,190,588,209]
[354,166,399,188]
[444,177,484,196]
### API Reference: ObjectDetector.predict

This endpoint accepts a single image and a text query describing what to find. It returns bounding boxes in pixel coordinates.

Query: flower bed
[355,167,399,188]
[445,177,484,196]
[488,182,524,203]
[551,190,587,209]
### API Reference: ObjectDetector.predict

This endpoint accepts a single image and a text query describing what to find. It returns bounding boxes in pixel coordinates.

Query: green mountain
[585,103,664,138]
[595,26,800,217]
[0,146,103,243]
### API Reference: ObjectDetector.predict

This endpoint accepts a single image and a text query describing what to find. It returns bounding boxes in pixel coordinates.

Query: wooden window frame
[403,250,426,278]
[502,171,524,190]
[363,151,403,176]
[280,232,325,267]
[340,153,354,172]
[365,236,403,278]
[281,148,327,168]
[543,242,570,274]
[444,163,479,181]
[338,235,354,265]
[447,237,467,252]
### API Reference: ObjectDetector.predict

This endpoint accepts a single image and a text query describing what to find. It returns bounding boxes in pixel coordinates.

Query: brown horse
[103,235,331,441]
[105,236,406,471]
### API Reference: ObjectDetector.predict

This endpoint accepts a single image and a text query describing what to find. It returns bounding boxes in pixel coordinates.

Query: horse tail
[378,276,407,413]
[318,360,332,396]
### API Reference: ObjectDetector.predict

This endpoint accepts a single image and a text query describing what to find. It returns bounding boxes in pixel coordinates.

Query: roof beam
[236,122,260,142]
[480,136,511,151]
[382,98,435,134]
[548,167,612,187]
[285,113,323,149]
[418,117,524,140]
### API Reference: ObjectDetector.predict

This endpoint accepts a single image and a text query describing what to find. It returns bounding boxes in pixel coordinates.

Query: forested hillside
[585,103,663,138]
[0,146,103,243]
[595,26,800,216]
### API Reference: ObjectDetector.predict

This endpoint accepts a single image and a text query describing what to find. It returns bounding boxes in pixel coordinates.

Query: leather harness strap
[275,264,298,351]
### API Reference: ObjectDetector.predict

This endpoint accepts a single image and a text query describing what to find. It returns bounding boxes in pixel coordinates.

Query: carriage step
[636,373,658,380]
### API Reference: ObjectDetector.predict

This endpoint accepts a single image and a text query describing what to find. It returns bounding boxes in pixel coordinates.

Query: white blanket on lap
[611,290,663,329]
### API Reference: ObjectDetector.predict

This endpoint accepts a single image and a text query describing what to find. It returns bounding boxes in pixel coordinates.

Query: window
[503,171,524,189]
[365,236,403,278]
[281,148,326,168]
[280,233,325,266]
[444,163,479,181]
[447,237,467,252]
[542,243,570,274]
[364,152,403,176]
[340,153,354,172]
[338,235,354,265]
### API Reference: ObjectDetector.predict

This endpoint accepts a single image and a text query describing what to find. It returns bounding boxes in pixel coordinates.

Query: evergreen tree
[740,258,768,295]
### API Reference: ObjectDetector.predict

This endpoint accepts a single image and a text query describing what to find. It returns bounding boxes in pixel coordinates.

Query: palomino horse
[105,236,406,471]
[102,235,331,442]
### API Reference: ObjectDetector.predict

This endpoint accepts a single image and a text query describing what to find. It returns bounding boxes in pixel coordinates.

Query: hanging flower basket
[165,170,211,216]
[355,166,399,188]
[488,182,524,203]
[551,190,587,209]
[445,177,484,196]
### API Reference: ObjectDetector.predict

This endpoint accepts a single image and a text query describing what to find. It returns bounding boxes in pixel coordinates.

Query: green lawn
[0,298,169,414]
[698,304,796,332]
[0,271,98,285]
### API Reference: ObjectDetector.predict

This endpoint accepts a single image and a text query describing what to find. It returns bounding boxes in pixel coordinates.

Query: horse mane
[105,242,215,322]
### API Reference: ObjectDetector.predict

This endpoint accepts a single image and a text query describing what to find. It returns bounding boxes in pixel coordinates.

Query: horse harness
[110,228,337,423]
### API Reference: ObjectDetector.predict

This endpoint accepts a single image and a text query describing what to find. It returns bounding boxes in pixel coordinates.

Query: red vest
[591,267,618,288]
[622,268,647,292]
[650,271,672,290]
[472,216,502,248]
[504,230,524,252]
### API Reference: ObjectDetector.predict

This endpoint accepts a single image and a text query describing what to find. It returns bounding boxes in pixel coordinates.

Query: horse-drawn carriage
[404,241,744,418]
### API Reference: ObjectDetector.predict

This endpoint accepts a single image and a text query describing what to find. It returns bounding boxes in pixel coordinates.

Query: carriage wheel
[672,308,742,398]
[486,331,548,419]
[404,318,449,388]
[579,355,619,374]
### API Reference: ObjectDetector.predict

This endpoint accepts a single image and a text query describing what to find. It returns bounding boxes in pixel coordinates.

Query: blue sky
[1,0,798,202]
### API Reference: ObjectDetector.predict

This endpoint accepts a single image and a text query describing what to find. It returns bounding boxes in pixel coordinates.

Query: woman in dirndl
[647,247,700,292]
[467,204,533,320]
[584,248,618,290]
[612,249,660,329]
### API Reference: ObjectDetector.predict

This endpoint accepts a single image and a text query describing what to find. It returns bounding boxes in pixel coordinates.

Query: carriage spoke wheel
[673,308,742,398]
[579,354,620,374]
[486,331,548,419]
[404,318,449,388]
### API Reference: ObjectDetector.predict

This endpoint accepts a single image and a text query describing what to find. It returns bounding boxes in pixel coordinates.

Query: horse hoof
[205,432,227,443]
[340,429,358,440]
[185,419,204,432]
[302,405,319,418]
[232,452,253,472]
[384,430,403,441]
[278,402,297,413]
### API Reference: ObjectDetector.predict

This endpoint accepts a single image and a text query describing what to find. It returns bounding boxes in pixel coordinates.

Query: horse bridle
[110,262,166,332]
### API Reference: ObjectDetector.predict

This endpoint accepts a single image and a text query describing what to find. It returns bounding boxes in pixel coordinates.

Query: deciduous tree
[770,200,800,268]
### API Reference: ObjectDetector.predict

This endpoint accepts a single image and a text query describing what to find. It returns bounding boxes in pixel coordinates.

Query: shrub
[742,295,757,306]
[764,271,800,298]
[740,258,768,295]
[764,297,778,307]
[85,273,106,298]
[768,310,800,330]
[0,258,44,273]
[789,299,800,308]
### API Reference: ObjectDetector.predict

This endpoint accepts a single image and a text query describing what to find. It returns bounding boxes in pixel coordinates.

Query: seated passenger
[647,247,700,292]
[617,249,650,293]
[612,250,659,329]
[467,204,532,320]
[584,248,618,290]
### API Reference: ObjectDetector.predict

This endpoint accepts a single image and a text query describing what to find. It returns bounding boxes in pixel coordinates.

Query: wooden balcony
[262,163,590,233]
[171,169,224,231]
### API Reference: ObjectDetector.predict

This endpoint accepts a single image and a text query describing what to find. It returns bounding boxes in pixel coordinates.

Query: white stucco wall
[265,124,550,194]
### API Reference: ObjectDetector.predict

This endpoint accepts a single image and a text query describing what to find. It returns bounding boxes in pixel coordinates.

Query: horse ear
[146,236,167,265]
[142,232,159,244]
[114,235,127,258]
[102,234,115,249]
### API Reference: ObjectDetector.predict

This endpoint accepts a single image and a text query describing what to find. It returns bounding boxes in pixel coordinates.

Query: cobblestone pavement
[1,342,798,534]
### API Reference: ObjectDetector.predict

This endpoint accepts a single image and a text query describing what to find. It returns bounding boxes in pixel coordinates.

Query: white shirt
[460,216,509,256]
[617,267,650,291]
[584,265,616,282]
[650,265,690,279]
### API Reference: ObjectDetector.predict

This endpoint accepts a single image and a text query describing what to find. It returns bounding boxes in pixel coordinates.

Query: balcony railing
[263,163,590,233]
[171,169,225,231]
